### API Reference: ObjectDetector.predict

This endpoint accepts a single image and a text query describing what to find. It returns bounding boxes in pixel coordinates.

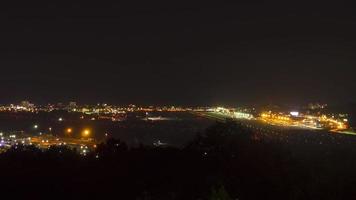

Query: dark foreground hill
[1,120,356,200]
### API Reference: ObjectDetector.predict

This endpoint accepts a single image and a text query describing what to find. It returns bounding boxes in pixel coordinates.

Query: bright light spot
[34,125,38,129]
[82,129,91,137]
[58,118,63,122]
[290,111,299,117]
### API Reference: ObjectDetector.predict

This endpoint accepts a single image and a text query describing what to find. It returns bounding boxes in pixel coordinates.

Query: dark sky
[0,1,355,106]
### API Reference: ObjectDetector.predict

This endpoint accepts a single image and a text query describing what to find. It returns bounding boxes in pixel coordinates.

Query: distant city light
[34,125,38,129]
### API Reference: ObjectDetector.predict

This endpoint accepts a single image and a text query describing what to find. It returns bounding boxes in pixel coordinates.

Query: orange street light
[82,129,91,137]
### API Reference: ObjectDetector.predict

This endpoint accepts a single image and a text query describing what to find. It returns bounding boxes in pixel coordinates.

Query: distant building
[20,101,35,110]
[68,102,78,111]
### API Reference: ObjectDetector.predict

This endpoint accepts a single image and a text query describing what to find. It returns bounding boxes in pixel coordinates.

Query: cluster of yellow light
[317,115,348,130]
[337,122,347,130]
[215,107,230,113]
[260,111,349,131]
[280,116,290,121]
[261,113,269,118]
[260,113,290,121]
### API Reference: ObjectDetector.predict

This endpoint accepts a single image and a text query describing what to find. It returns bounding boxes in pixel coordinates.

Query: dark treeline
[0,120,356,199]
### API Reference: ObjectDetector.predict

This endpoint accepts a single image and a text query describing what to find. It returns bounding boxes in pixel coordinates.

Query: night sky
[1,2,355,106]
